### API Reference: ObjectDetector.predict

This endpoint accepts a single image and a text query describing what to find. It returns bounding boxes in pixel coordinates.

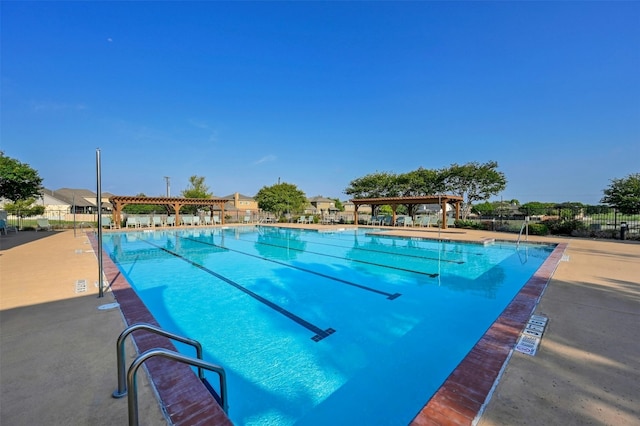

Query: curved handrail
[127,348,228,426]
[113,323,204,398]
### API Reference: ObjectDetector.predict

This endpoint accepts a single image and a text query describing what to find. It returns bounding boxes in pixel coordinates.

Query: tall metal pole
[96,149,104,298]
[164,176,171,197]
[73,193,76,238]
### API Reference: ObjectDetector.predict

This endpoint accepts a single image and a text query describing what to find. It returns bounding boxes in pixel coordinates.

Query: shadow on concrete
[0,230,65,251]
[0,292,168,426]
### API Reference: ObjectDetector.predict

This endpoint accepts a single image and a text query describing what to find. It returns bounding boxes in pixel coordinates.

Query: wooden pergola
[109,196,229,228]
[351,195,464,229]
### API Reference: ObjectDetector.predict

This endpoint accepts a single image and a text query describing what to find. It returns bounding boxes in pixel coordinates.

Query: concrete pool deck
[1,225,638,425]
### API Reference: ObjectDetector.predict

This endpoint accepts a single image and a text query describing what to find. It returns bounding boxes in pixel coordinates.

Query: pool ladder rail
[112,323,228,426]
[516,218,530,247]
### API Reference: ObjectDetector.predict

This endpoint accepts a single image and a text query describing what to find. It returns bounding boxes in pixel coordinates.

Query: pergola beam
[109,196,228,228]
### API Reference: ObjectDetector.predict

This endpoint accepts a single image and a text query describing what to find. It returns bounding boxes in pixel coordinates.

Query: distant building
[41,188,113,214]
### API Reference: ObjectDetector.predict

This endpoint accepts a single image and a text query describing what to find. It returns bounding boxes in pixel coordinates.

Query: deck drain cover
[98,303,120,311]
[75,279,87,293]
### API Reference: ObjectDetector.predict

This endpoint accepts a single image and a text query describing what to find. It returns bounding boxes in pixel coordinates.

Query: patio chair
[166,216,176,226]
[297,216,306,224]
[138,216,151,228]
[0,219,16,235]
[152,217,163,227]
[101,217,114,229]
[126,217,138,228]
[213,215,221,225]
[36,218,52,232]
[243,215,251,224]
[415,216,431,227]
[204,216,212,226]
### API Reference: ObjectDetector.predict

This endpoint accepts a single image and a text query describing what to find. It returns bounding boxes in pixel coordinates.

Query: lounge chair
[36,218,52,232]
[138,216,151,228]
[243,215,251,224]
[182,215,193,226]
[204,216,212,226]
[101,217,114,229]
[126,217,138,228]
[0,219,17,235]
[414,216,431,227]
[166,216,176,226]
[213,215,221,225]
[297,216,306,224]
[152,217,163,227]
[193,216,200,226]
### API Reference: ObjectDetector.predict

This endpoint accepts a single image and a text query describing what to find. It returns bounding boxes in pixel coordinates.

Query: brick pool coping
[90,232,566,425]
[410,242,567,425]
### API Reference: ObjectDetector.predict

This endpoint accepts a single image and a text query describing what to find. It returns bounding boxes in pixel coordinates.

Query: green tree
[472,201,495,216]
[254,182,307,219]
[181,175,212,199]
[443,161,507,219]
[344,172,396,199]
[4,198,45,218]
[0,152,43,202]
[332,198,344,211]
[520,201,554,216]
[180,176,213,214]
[601,173,640,215]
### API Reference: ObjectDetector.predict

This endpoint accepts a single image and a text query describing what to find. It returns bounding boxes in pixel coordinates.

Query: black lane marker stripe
[142,239,335,341]
[224,234,439,279]
[182,237,402,300]
[266,230,465,264]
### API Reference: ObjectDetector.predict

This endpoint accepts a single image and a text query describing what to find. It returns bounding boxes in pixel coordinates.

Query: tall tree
[344,172,396,199]
[601,173,640,215]
[443,161,507,219]
[181,175,212,199]
[0,152,43,202]
[254,182,307,219]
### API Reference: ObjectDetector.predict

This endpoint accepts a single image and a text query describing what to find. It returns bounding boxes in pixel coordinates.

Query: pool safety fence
[515,314,548,356]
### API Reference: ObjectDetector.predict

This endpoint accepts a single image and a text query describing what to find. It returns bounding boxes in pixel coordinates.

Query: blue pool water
[103,227,554,425]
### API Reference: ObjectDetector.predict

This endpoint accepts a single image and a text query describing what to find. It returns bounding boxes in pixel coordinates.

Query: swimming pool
[103,227,555,425]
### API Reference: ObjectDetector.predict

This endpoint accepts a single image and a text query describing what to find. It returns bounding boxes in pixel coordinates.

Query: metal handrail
[127,348,228,426]
[516,218,529,246]
[113,323,204,398]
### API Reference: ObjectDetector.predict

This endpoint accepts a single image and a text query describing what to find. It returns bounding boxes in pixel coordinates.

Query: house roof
[308,196,335,203]
[43,188,115,208]
[222,193,255,200]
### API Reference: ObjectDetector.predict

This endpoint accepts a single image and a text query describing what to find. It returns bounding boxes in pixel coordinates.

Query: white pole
[96,149,104,298]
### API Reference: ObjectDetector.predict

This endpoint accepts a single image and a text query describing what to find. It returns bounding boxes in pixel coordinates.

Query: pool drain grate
[75,279,87,293]
[515,314,548,356]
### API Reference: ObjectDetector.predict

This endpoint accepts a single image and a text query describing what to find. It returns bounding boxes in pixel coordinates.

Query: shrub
[528,223,549,235]
[543,219,586,235]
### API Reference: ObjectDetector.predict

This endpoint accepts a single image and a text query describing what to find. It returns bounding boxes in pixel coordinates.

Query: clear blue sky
[2,1,638,205]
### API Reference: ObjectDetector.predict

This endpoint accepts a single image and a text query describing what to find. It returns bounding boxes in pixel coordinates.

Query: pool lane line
[221,235,440,279]
[181,236,402,300]
[141,239,336,342]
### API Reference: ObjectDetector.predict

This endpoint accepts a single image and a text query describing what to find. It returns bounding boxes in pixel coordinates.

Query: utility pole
[164,176,171,197]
